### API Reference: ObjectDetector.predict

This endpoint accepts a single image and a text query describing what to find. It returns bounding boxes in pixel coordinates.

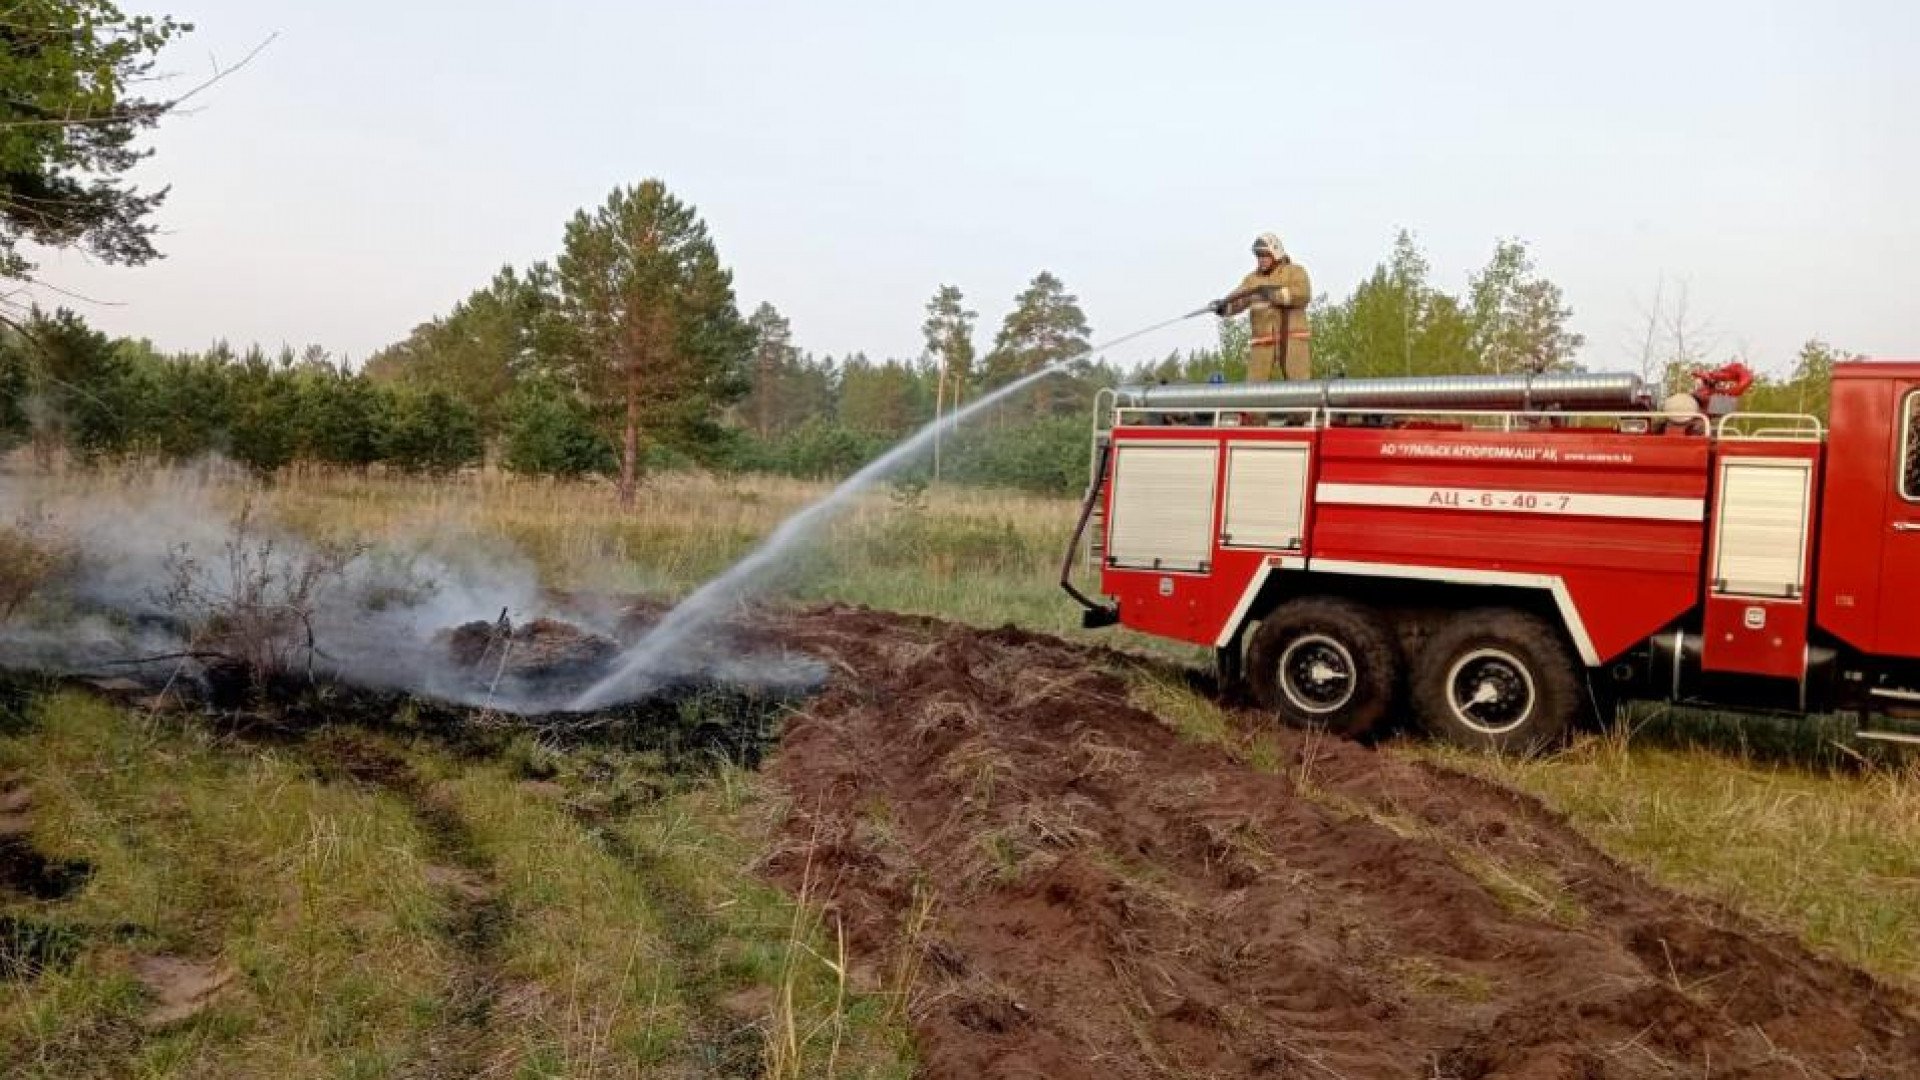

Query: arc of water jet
[569,309,1208,710]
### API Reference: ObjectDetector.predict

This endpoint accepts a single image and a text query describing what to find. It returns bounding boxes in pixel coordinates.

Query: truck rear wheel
[1247,597,1401,739]
[1412,609,1579,753]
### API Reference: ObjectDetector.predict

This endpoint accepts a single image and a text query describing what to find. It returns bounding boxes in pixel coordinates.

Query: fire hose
[1061,438,1119,628]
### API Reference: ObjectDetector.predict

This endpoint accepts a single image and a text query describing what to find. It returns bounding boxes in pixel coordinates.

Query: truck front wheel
[1247,597,1401,739]
[1412,609,1579,753]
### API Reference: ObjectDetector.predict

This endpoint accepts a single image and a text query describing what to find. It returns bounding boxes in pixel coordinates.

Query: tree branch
[0,32,278,132]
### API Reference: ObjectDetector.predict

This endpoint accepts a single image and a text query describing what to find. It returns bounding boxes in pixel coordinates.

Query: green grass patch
[422,735,915,1079]
[1127,669,1287,776]
[606,764,917,1079]
[0,693,457,1079]
[423,754,691,1075]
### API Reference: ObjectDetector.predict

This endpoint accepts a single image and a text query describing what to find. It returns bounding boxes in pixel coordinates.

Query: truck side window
[1907,392,1920,501]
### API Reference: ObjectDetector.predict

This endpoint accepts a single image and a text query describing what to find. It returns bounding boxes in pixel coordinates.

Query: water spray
[568,307,1211,710]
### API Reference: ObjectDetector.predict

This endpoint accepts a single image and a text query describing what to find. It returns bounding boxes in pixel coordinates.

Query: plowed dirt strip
[763,606,1920,1080]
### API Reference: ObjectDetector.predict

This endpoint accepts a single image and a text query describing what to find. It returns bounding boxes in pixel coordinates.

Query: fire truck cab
[1062,363,1920,751]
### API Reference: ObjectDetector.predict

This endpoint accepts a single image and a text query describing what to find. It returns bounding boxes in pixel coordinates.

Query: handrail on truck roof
[1095,399,1825,443]
[1714,413,1825,442]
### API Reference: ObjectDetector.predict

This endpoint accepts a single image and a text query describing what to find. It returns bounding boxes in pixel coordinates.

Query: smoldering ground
[0,464,823,714]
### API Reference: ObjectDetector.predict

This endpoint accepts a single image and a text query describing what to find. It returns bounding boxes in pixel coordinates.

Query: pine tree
[835,354,926,438]
[983,272,1091,417]
[18,308,137,462]
[744,302,797,439]
[921,284,976,480]
[556,181,752,503]
[0,2,192,284]
[0,329,31,449]
[362,263,571,432]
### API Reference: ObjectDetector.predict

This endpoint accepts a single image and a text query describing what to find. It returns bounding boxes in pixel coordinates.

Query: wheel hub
[1278,634,1358,715]
[1446,648,1537,736]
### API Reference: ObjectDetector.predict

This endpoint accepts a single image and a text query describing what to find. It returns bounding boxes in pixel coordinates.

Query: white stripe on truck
[1217,559,1603,666]
[1316,482,1704,522]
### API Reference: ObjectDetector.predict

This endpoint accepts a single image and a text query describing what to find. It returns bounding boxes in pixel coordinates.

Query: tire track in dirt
[563,805,767,1077]
[762,606,1920,1080]
[302,730,509,1079]
[0,771,94,983]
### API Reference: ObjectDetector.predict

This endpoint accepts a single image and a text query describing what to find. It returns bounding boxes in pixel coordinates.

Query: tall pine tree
[743,302,797,439]
[556,181,751,503]
[921,284,976,480]
[983,272,1091,418]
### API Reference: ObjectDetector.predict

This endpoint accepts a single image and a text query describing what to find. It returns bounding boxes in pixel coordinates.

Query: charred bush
[0,517,75,625]
[154,502,365,694]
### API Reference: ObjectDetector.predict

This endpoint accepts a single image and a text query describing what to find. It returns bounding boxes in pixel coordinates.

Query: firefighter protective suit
[1222,236,1312,381]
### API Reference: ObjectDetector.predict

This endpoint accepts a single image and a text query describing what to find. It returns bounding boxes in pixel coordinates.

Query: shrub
[504,383,615,477]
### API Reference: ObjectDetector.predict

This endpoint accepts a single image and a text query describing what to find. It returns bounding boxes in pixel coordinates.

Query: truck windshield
[1907,391,1920,501]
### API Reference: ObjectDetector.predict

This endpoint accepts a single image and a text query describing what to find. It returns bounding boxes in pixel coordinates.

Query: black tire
[1246,597,1401,739]
[1411,608,1581,753]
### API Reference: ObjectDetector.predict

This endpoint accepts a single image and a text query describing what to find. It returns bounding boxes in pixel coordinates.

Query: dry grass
[270,467,1079,620]
[9,462,1174,656]
[1127,668,1283,776]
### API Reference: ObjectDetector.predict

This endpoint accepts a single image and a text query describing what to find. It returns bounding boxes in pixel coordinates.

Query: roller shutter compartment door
[1222,444,1310,550]
[1711,458,1813,599]
[1107,444,1219,573]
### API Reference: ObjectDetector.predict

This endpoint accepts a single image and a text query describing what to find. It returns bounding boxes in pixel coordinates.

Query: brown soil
[422,865,496,905]
[131,953,235,1029]
[763,605,1920,1080]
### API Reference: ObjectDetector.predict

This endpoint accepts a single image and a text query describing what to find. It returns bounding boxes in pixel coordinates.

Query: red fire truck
[1061,363,1920,750]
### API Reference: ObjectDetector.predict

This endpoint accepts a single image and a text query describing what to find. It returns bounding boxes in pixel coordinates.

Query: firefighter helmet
[1252,233,1286,260]
[1663,392,1703,415]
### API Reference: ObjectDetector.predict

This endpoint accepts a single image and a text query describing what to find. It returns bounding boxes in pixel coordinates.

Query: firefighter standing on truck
[1212,233,1311,381]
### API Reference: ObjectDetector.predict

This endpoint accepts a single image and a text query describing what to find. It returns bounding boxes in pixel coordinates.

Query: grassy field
[266,466,1105,644]
[4,463,1920,1074]
[0,689,913,1078]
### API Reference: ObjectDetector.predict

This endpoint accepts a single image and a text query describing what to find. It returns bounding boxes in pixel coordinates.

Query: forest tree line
[0,181,1854,496]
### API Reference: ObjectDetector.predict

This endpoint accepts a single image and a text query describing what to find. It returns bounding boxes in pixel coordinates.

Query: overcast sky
[28,0,1920,375]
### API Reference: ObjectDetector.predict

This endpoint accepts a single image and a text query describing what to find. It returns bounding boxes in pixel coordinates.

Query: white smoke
[0,461,818,713]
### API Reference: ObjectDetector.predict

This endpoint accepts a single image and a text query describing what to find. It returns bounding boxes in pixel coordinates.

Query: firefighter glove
[1209,298,1230,317]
